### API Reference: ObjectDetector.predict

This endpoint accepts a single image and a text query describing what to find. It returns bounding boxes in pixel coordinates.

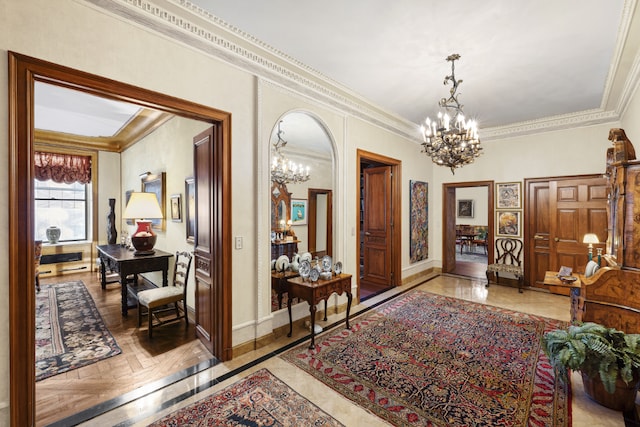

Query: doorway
[357,150,401,301]
[308,188,333,258]
[442,181,494,279]
[8,52,232,426]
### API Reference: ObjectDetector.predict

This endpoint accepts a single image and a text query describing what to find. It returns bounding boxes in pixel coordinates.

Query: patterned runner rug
[36,281,121,381]
[282,290,571,426]
[148,368,344,426]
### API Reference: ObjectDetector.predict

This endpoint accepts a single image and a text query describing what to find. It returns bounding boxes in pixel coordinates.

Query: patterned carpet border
[282,290,571,427]
[148,368,344,426]
[36,281,122,381]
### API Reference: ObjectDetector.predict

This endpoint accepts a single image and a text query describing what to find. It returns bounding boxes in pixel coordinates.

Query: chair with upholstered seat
[137,251,192,337]
[486,238,524,293]
[35,240,43,292]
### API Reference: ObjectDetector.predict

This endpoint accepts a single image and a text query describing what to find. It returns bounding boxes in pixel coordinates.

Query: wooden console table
[543,270,583,323]
[97,244,173,316]
[287,273,352,349]
[271,270,299,310]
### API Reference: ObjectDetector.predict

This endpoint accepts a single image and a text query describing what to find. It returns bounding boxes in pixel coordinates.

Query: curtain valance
[34,151,92,184]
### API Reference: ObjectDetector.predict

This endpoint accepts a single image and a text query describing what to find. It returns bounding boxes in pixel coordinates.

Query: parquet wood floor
[36,272,214,427]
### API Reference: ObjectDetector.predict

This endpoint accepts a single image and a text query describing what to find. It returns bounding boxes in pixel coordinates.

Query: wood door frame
[308,188,333,257]
[356,149,401,300]
[8,52,233,426]
[442,181,494,274]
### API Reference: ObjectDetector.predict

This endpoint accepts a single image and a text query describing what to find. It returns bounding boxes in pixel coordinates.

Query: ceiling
[34,0,635,151]
[188,0,628,133]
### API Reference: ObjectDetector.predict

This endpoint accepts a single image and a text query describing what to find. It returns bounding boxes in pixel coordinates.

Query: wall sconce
[582,233,600,262]
[123,192,163,255]
[139,171,151,179]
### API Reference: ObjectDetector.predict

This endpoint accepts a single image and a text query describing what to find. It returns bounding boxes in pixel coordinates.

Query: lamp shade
[123,192,163,219]
[582,233,599,244]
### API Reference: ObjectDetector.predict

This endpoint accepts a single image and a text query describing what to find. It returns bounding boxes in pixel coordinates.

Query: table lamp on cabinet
[582,233,600,262]
[123,192,163,255]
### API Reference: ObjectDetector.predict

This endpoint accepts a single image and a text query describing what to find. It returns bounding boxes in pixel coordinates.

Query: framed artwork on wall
[170,194,182,222]
[496,182,522,209]
[409,180,428,263]
[291,199,307,225]
[496,210,521,237]
[457,199,474,218]
[124,189,134,225]
[141,172,166,230]
[185,177,195,243]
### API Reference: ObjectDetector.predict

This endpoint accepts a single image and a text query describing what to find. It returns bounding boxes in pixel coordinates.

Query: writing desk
[287,273,352,349]
[543,270,583,322]
[97,244,173,316]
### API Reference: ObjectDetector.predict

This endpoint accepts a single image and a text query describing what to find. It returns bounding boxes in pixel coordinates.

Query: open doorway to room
[9,52,232,426]
[357,150,401,301]
[442,181,494,280]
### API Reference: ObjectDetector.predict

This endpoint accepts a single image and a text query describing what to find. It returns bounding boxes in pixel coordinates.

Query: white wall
[455,187,489,226]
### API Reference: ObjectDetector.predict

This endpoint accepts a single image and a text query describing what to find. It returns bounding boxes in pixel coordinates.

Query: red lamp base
[131,220,157,255]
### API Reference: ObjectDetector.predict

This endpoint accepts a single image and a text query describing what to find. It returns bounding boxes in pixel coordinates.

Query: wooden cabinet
[40,241,93,278]
[577,128,640,333]
[271,240,299,260]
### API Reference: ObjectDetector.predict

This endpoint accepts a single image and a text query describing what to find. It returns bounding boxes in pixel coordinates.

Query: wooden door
[361,166,392,287]
[193,126,232,360]
[308,188,332,258]
[526,175,607,293]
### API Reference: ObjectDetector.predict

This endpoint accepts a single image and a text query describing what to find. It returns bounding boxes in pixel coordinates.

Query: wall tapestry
[410,180,428,263]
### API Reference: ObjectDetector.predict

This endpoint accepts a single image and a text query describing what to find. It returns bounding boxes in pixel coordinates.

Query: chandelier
[421,54,482,174]
[270,120,310,184]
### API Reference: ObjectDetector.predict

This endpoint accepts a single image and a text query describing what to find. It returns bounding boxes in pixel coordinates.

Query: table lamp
[123,192,163,255]
[582,233,599,262]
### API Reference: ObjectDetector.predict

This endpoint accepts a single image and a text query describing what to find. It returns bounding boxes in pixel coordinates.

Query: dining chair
[137,251,193,337]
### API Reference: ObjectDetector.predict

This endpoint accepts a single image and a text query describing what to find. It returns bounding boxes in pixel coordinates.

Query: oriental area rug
[282,290,571,427]
[36,281,121,381]
[148,368,344,426]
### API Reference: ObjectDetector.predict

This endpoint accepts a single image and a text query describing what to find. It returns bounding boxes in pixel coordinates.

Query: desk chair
[137,251,192,337]
[486,238,524,293]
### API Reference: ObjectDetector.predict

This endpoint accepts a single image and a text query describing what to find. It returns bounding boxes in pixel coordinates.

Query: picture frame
[496,210,521,237]
[457,199,474,218]
[141,172,166,230]
[185,177,195,244]
[496,182,522,209]
[291,199,307,225]
[409,180,428,263]
[170,194,182,222]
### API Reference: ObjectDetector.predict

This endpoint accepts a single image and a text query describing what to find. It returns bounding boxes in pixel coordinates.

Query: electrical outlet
[234,236,243,250]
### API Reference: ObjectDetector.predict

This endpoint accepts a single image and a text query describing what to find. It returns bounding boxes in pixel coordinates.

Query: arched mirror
[269,112,334,312]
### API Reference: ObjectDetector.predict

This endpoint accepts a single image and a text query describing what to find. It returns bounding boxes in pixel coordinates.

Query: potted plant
[542,322,640,412]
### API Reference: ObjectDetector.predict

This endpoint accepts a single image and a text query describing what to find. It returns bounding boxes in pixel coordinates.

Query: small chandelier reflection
[421,54,482,174]
[271,120,310,184]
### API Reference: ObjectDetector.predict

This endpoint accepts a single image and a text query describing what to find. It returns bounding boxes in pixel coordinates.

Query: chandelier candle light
[271,120,310,185]
[421,54,482,174]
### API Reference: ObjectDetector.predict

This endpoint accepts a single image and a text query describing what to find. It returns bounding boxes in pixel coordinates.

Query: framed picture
[124,189,134,225]
[496,182,522,209]
[291,199,307,225]
[185,177,195,244]
[457,199,474,218]
[409,180,428,263]
[170,194,182,222]
[141,172,166,230]
[496,210,521,237]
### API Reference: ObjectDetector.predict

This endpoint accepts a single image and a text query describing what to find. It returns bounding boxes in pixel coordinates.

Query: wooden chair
[137,251,192,337]
[34,240,42,292]
[486,238,524,293]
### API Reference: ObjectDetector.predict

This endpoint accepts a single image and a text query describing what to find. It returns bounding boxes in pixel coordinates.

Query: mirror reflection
[269,112,333,312]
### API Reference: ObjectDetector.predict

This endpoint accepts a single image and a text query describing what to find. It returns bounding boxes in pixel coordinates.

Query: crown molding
[88,0,638,144]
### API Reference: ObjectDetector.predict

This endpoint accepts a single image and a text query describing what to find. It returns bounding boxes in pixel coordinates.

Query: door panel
[362,166,391,287]
[527,176,607,293]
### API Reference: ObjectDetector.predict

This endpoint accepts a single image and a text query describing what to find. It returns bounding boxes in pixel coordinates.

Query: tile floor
[78,274,628,426]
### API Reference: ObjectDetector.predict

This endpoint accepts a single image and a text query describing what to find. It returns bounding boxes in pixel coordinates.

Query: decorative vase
[107,198,117,245]
[46,226,61,244]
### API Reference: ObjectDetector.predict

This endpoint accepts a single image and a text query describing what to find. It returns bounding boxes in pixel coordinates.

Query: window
[35,179,89,242]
